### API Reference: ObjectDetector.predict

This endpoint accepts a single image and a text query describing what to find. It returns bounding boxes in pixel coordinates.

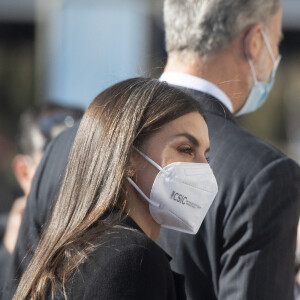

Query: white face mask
[236,30,281,116]
[127,148,218,234]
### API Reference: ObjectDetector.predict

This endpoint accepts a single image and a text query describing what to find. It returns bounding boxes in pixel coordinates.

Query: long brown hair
[14,78,204,300]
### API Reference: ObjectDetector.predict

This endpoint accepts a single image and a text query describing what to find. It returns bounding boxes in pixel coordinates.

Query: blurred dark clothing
[0,214,7,242]
[158,87,300,300]
[0,185,13,214]
[0,214,10,293]
[0,246,10,294]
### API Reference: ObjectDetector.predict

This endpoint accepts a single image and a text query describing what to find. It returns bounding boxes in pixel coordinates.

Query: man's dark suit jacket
[158,88,300,299]
[2,88,300,300]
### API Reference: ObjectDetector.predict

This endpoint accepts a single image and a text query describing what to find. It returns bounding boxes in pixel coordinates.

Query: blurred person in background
[0,103,83,288]
[157,0,300,299]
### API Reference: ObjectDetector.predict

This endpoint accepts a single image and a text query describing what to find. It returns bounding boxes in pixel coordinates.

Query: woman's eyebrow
[173,133,199,147]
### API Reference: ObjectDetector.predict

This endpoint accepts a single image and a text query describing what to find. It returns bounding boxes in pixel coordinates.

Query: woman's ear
[127,153,137,178]
[244,24,264,62]
[127,168,135,178]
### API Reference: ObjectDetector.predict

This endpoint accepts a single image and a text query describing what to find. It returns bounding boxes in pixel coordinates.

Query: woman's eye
[179,147,193,155]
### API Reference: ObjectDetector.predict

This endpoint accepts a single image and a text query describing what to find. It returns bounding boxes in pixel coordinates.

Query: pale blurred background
[0,0,299,213]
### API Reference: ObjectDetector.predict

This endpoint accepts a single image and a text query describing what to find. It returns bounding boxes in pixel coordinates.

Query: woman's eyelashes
[178,145,194,156]
[176,145,210,163]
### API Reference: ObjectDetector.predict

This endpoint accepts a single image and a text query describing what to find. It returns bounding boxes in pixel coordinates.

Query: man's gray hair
[164,0,280,57]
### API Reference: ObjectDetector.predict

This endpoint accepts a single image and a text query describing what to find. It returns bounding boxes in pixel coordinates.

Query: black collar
[121,215,174,262]
[171,85,237,124]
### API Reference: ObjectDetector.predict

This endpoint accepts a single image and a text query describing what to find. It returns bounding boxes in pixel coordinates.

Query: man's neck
[164,51,248,113]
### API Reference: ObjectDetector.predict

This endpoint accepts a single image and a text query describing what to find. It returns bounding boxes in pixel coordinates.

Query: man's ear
[12,155,33,196]
[244,24,264,62]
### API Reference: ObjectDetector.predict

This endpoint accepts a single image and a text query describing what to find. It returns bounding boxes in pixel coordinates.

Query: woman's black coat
[52,215,185,300]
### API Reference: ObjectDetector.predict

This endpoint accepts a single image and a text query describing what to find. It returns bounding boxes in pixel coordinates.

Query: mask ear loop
[127,177,160,208]
[134,147,163,172]
[261,30,276,63]
[126,147,161,208]
[261,30,282,82]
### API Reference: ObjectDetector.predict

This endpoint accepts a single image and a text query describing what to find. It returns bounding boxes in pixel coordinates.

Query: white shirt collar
[159,72,233,113]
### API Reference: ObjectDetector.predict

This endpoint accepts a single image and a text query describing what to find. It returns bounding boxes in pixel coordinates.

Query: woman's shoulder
[67,225,176,299]
[91,224,170,271]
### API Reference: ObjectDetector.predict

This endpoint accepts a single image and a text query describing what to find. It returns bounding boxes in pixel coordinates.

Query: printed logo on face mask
[171,190,202,209]
[170,190,187,205]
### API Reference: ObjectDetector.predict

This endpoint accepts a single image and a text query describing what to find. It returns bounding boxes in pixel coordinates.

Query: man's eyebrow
[173,133,199,147]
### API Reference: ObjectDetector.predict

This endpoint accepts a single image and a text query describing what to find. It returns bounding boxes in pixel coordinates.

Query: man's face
[255,8,283,82]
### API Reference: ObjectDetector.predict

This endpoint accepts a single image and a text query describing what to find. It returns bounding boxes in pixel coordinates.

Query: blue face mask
[236,31,281,116]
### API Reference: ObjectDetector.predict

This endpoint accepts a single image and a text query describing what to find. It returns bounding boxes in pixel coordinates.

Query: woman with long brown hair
[13,78,217,300]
